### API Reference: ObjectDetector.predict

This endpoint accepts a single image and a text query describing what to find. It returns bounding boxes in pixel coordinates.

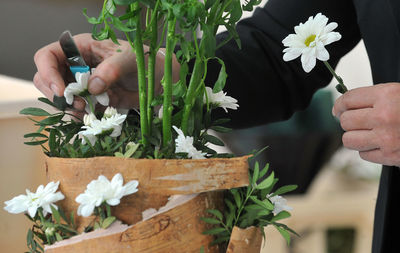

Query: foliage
[25,207,77,253]
[21,97,232,159]
[80,0,262,151]
[202,162,299,247]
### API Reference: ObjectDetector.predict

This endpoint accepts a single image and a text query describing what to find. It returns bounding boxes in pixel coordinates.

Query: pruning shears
[59,30,90,76]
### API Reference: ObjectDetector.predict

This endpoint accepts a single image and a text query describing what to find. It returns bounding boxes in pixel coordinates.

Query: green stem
[323,61,348,94]
[147,2,160,134]
[106,204,112,217]
[233,188,255,227]
[181,58,202,134]
[131,3,149,146]
[162,15,177,146]
[181,31,203,134]
[85,96,95,114]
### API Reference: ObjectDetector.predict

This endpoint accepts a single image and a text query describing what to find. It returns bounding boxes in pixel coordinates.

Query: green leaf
[49,129,57,154]
[256,172,275,189]
[212,118,230,125]
[200,217,221,225]
[210,235,231,245]
[230,189,242,208]
[70,212,75,228]
[50,205,61,224]
[205,0,217,10]
[271,211,291,222]
[274,225,291,245]
[203,134,224,146]
[210,126,232,133]
[228,0,242,23]
[249,196,274,210]
[94,222,101,230]
[202,227,226,235]
[39,114,64,126]
[111,16,135,32]
[24,140,48,146]
[200,25,216,58]
[57,208,68,224]
[259,163,270,179]
[114,0,138,5]
[225,210,235,228]
[24,133,48,139]
[101,216,116,229]
[200,245,205,253]
[213,59,227,93]
[244,204,264,212]
[55,233,63,242]
[83,8,102,24]
[20,107,51,116]
[206,209,223,220]
[271,185,298,196]
[38,97,56,108]
[252,162,259,185]
[27,229,33,247]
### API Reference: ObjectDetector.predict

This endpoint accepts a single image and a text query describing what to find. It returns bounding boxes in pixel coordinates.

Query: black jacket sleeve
[208,0,361,128]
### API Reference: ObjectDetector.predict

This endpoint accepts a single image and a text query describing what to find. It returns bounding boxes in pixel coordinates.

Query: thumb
[88,50,137,95]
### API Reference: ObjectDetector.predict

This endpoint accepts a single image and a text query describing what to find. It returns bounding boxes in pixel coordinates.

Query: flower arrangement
[2,0,315,252]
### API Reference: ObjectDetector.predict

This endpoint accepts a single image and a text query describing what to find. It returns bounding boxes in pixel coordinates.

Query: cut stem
[162,15,177,146]
[132,3,149,146]
[323,61,348,94]
[147,3,159,134]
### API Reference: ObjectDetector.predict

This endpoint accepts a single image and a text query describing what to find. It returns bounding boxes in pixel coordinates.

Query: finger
[88,49,137,95]
[359,149,387,165]
[33,72,54,100]
[73,97,86,112]
[333,86,378,117]
[342,130,378,151]
[108,86,139,109]
[339,108,375,131]
[34,42,68,97]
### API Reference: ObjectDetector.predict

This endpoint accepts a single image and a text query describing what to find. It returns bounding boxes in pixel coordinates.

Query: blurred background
[0,0,380,253]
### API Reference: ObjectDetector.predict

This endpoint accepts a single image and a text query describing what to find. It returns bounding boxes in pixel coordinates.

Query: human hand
[333,83,400,166]
[34,33,174,112]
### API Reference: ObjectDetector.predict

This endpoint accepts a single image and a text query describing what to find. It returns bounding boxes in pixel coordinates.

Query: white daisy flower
[204,87,239,113]
[79,107,127,145]
[173,126,206,159]
[282,13,342,73]
[268,194,293,215]
[4,181,65,218]
[75,173,139,217]
[64,71,109,108]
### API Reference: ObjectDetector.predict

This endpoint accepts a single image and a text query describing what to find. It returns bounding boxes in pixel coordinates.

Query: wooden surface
[45,192,223,253]
[226,226,263,253]
[46,156,249,231]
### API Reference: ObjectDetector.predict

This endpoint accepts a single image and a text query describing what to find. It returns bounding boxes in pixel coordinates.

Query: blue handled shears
[59,30,90,76]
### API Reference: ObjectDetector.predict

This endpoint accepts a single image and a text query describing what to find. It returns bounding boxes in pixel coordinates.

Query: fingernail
[89,77,106,94]
[51,83,61,96]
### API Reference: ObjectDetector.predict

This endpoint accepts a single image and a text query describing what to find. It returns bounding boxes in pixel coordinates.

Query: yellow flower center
[304,34,316,47]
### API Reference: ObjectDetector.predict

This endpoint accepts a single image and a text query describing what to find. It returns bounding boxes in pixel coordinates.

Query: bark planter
[226,226,263,253]
[44,156,250,252]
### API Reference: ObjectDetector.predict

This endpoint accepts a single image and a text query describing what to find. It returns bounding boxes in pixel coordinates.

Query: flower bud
[83,113,97,126]
[104,107,118,118]
[45,227,56,236]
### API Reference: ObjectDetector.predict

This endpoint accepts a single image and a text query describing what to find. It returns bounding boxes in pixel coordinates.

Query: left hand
[333,83,400,167]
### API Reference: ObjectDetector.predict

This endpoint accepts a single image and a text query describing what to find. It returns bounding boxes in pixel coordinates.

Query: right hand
[33,33,167,112]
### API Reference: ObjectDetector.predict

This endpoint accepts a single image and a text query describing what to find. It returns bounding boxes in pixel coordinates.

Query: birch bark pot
[226,226,263,253]
[44,156,250,252]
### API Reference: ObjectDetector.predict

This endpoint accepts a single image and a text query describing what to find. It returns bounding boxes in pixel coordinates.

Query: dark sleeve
[208,0,361,128]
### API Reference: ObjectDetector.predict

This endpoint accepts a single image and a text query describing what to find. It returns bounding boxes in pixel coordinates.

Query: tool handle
[70,66,90,76]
